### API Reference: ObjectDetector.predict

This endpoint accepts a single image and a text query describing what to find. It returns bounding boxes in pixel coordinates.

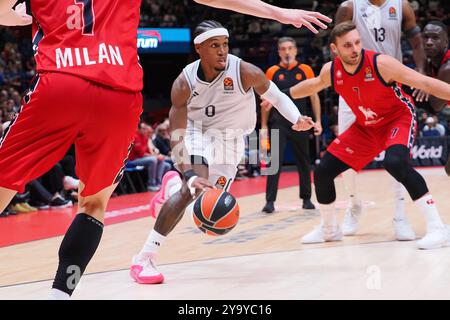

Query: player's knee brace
[314,164,337,204]
[314,152,350,204]
[383,148,409,182]
[384,145,428,200]
[52,213,103,295]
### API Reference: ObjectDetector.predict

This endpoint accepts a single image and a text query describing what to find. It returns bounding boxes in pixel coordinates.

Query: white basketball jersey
[353,0,403,61]
[182,54,256,136]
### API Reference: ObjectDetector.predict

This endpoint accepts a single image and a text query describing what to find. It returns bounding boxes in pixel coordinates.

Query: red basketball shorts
[0,72,142,197]
[327,111,417,171]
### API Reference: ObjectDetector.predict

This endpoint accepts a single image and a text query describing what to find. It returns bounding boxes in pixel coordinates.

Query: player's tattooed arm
[377,54,450,102]
[0,1,32,26]
[193,0,332,34]
[335,1,353,25]
[289,62,332,99]
[169,72,191,172]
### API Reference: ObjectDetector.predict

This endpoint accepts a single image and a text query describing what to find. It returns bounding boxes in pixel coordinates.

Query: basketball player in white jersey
[129,21,316,284]
[334,0,426,240]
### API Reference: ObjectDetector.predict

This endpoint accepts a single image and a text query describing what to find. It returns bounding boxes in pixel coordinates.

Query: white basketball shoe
[416,226,450,250]
[130,254,164,284]
[393,218,416,241]
[341,201,363,236]
[301,224,343,244]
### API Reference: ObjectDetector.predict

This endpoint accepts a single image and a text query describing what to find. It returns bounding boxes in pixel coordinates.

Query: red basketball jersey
[30,0,143,92]
[332,49,415,127]
[440,50,450,67]
[436,50,450,105]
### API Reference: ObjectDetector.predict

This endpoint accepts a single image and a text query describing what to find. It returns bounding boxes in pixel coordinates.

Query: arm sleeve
[260,81,301,125]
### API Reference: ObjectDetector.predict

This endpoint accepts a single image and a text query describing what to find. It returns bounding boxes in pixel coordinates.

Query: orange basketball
[192,189,240,236]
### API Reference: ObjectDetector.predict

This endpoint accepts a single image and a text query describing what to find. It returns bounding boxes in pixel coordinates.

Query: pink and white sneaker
[130,254,164,284]
[149,171,182,218]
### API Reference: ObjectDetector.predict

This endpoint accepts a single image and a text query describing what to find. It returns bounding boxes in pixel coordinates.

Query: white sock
[416,194,444,232]
[320,203,338,228]
[393,180,407,221]
[48,288,70,300]
[343,170,360,207]
[138,229,166,259]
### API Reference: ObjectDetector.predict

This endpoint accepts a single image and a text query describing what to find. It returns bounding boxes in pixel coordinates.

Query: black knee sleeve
[314,152,350,204]
[384,145,428,200]
[52,213,103,295]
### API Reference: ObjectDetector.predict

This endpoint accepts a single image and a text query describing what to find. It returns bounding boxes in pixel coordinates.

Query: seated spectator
[39,163,75,209]
[422,117,445,137]
[128,122,171,191]
[153,122,171,157]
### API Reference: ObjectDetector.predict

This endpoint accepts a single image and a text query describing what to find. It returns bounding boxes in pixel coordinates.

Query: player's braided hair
[193,20,226,39]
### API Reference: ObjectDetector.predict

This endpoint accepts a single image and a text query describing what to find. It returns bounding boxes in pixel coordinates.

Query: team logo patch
[296,73,302,81]
[358,106,378,120]
[223,77,234,91]
[278,74,285,81]
[364,66,375,81]
[215,176,228,189]
[389,6,396,18]
[336,70,342,78]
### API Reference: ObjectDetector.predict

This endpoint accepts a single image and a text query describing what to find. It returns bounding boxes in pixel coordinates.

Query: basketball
[192,189,240,236]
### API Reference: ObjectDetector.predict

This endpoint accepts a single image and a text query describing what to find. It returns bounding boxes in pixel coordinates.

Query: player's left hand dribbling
[292,116,315,131]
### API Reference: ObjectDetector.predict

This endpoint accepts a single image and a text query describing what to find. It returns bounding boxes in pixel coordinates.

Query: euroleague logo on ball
[193,189,240,236]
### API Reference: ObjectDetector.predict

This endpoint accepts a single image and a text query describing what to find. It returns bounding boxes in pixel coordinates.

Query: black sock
[52,213,103,295]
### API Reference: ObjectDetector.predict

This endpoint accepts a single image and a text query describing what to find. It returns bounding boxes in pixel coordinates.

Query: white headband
[193,28,229,44]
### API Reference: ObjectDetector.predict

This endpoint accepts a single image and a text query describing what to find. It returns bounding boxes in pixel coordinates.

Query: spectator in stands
[422,116,445,137]
[128,122,171,191]
[153,121,171,157]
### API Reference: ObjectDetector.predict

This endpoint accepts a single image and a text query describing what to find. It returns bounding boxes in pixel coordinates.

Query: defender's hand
[313,122,323,136]
[0,3,32,26]
[276,9,332,34]
[412,88,429,102]
[292,116,315,131]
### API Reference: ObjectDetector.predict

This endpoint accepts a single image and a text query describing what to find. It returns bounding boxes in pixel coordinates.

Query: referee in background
[261,37,322,213]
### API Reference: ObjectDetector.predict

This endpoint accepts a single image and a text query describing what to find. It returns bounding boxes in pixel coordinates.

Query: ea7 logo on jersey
[224,77,234,91]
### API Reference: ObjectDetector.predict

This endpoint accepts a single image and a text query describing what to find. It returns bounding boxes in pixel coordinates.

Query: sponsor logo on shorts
[345,147,354,154]
[390,127,399,139]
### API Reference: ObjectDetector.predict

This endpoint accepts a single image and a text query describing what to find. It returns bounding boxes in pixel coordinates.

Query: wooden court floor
[0,167,449,299]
